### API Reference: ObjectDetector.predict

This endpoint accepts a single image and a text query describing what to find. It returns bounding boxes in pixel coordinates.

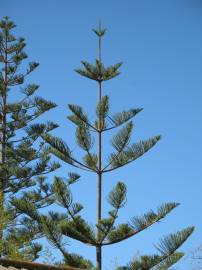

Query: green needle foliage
[0,17,60,261]
[13,24,194,269]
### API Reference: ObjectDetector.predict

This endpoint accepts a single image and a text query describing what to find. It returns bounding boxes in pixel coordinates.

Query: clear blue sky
[1,0,202,269]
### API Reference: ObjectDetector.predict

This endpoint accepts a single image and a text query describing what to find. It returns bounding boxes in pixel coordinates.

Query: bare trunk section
[96,80,102,270]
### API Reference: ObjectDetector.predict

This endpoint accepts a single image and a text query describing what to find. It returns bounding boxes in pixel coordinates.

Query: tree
[0,17,60,260]
[190,245,202,270]
[13,24,194,269]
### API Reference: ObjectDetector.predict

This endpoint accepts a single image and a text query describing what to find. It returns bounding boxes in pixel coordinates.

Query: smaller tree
[0,17,60,260]
[13,25,194,270]
[190,245,202,270]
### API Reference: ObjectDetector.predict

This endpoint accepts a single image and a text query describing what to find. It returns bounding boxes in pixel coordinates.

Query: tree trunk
[96,246,102,270]
[96,79,102,269]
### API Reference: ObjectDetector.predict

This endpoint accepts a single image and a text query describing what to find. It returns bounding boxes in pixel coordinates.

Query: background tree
[0,17,60,260]
[13,25,194,269]
[189,245,202,270]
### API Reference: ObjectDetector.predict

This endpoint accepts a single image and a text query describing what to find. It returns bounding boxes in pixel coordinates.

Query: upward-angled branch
[125,227,194,270]
[102,122,133,171]
[103,136,161,173]
[68,104,97,131]
[41,133,96,172]
[103,203,179,246]
[103,108,143,132]
[97,182,127,244]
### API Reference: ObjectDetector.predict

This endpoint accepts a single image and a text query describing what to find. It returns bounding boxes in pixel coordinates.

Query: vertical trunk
[96,246,102,270]
[97,81,102,221]
[96,80,102,270]
[96,28,104,270]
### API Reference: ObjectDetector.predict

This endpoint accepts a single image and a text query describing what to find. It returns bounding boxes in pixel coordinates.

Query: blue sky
[1,0,202,269]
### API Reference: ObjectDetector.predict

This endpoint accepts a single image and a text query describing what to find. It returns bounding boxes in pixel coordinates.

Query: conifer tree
[0,17,60,260]
[13,25,194,269]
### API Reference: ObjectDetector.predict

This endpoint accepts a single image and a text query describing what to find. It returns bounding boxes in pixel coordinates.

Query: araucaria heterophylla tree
[13,24,194,270]
[0,17,60,260]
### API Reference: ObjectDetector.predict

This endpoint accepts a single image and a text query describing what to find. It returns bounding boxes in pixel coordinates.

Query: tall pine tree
[13,24,194,269]
[0,17,60,260]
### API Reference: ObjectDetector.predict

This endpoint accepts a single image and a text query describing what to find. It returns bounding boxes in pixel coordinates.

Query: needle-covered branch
[103,203,180,245]
[94,95,109,131]
[103,136,161,173]
[53,177,97,246]
[118,227,194,270]
[103,108,143,131]
[41,133,95,172]
[12,196,93,268]
[68,104,96,131]
[75,60,122,82]
[96,182,127,244]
